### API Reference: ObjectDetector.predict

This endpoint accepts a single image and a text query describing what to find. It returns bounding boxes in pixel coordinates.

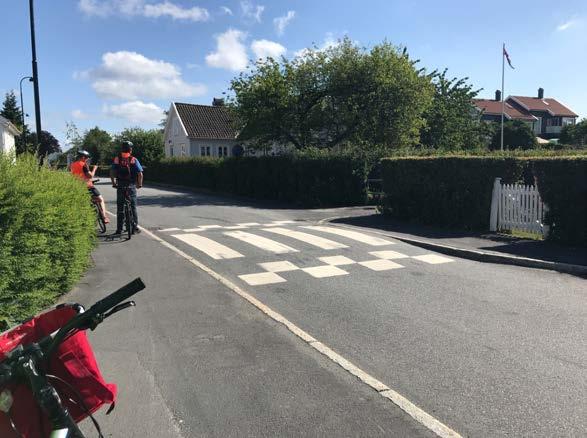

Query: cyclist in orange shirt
[70,150,109,224]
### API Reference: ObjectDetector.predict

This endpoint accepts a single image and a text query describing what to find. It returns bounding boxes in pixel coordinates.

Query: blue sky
[2,0,586,148]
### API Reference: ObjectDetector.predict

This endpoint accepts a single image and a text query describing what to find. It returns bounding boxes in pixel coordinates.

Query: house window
[200,146,211,156]
[169,146,174,157]
[218,146,228,157]
[180,144,186,156]
[546,117,561,127]
[562,117,575,126]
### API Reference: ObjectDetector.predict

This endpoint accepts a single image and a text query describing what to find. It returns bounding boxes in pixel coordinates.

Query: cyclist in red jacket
[70,150,109,224]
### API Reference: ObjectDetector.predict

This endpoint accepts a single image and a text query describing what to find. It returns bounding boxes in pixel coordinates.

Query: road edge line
[134,222,462,438]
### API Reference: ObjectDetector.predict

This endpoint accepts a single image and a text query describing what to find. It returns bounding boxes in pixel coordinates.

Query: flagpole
[500,43,505,151]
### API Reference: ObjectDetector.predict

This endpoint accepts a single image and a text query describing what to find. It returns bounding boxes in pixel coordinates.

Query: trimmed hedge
[148,155,368,207]
[0,154,96,329]
[381,156,587,246]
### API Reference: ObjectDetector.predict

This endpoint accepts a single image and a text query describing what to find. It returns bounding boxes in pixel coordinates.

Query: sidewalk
[330,209,587,276]
[68,229,434,437]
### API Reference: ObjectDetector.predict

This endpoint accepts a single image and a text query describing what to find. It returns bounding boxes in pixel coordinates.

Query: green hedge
[148,155,367,207]
[0,154,96,329]
[380,156,587,246]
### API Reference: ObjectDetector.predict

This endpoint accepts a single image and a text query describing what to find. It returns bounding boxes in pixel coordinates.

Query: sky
[2,0,586,149]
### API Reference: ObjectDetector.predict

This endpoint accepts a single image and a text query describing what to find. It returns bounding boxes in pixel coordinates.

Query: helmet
[77,150,91,158]
[121,141,133,152]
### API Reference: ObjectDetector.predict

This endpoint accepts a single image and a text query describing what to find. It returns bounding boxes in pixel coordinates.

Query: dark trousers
[116,185,138,231]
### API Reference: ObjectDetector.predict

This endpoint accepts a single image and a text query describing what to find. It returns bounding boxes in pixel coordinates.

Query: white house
[163,99,240,158]
[0,115,21,155]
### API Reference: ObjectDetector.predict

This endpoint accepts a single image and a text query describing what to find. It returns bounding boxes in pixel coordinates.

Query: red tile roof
[472,99,537,121]
[174,102,238,140]
[508,96,578,117]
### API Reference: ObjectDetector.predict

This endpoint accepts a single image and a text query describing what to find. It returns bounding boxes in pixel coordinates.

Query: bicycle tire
[125,203,132,240]
[95,203,107,234]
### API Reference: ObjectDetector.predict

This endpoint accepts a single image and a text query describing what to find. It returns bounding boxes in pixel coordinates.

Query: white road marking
[171,233,244,260]
[225,231,298,254]
[302,265,349,278]
[160,227,180,232]
[318,256,356,266]
[412,254,454,265]
[303,226,395,246]
[370,250,409,260]
[259,261,300,273]
[237,222,260,226]
[265,227,348,250]
[224,225,247,230]
[272,220,296,225]
[199,225,223,230]
[134,220,462,438]
[359,259,404,271]
[239,272,287,286]
[184,227,203,232]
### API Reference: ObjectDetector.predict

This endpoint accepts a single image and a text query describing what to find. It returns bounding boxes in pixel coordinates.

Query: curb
[323,217,587,277]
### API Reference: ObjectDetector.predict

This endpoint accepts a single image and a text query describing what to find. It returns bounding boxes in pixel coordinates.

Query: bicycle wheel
[124,202,132,240]
[95,203,107,234]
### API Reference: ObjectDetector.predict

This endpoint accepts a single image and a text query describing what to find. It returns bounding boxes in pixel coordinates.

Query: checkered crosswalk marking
[318,256,356,266]
[302,226,395,246]
[239,272,287,286]
[411,254,454,264]
[265,227,348,250]
[370,250,409,260]
[302,265,349,278]
[224,231,299,254]
[359,259,404,271]
[258,261,300,272]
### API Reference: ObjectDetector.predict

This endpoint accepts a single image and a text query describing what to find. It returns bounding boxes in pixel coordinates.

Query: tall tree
[112,127,164,166]
[27,130,61,156]
[421,69,485,150]
[229,38,433,150]
[81,127,112,165]
[0,91,23,129]
[490,120,537,150]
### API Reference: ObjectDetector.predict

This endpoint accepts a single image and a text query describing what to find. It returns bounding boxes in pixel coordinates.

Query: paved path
[77,183,585,437]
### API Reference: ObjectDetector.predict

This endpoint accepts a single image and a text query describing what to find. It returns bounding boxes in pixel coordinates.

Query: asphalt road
[77,182,585,437]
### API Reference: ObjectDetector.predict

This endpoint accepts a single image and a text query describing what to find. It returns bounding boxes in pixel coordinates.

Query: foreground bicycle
[115,185,136,240]
[0,278,145,437]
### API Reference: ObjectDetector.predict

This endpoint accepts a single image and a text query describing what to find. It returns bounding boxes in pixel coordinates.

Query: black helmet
[77,150,90,158]
[121,141,133,152]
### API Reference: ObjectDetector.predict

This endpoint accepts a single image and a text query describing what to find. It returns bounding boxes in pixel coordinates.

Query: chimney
[538,88,544,99]
[212,98,225,107]
[495,90,502,101]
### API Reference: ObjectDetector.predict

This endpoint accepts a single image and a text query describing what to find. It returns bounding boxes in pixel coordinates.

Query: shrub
[148,155,367,207]
[0,154,95,329]
[381,156,587,246]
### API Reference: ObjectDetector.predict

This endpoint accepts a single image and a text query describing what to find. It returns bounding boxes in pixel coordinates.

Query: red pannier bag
[0,305,116,437]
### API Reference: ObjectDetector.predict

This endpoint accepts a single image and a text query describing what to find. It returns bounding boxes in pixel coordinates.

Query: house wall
[163,104,190,158]
[0,127,16,155]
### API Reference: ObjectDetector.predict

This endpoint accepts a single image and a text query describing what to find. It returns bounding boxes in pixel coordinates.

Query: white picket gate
[489,178,549,236]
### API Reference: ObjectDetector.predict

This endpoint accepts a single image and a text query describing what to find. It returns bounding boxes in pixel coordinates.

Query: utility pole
[29,0,42,150]
[19,76,34,149]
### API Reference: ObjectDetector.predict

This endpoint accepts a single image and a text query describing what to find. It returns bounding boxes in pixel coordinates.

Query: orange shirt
[70,160,93,188]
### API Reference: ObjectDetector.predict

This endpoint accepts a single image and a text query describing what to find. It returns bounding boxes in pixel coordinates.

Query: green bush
[0,154,95,329]
[381,156,587,246]
[148,155,367,207]
[531,157,587,246]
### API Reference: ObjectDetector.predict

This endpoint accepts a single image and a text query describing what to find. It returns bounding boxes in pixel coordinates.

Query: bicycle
[0,278,146,438]
[120,185,135,240]
[91,179,106,234]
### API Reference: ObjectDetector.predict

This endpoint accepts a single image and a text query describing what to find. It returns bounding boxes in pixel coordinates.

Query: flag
[503,46,514,69]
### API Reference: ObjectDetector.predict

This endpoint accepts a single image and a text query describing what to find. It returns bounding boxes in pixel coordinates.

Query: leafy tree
[490,120,537,150]
[421,69,485,150]
[112,127,164,166]
[560,119,587,147]
[27,130,61,156]
[81,127,112,165]
[1,91,23,129]
[229,38,433,151]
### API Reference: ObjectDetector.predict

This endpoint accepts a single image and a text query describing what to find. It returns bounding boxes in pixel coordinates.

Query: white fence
[489,177,549,236]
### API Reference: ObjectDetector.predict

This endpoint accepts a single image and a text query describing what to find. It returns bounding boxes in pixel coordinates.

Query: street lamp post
[19,76,34,148]
[28,0,42,149]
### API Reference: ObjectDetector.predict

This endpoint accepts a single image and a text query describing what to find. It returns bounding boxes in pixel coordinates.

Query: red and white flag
[503,46,514,69]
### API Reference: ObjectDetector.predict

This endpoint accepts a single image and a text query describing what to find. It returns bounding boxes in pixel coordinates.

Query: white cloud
[81,51,207,100]
[251,39,286,61]
[273,10,295,36]
[240,1,264,23]
[221,6,233,15]
[294,32,341,58]
[556,18,579,31]
[78,0,210,22]
[71,109,89,119]
[206,29,249,71]
[103,100,164,124]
